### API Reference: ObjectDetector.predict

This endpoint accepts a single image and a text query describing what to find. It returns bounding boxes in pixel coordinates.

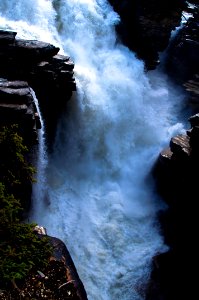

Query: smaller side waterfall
[30,89,48,220]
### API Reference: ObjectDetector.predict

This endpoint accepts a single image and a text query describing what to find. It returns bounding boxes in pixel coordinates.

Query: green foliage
[0,124,35,187]
[0,183,52,285]
[0,126,52,286]
[0,124,35,209]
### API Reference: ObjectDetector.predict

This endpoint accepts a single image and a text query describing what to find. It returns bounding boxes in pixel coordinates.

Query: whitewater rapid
[0,1,187,299]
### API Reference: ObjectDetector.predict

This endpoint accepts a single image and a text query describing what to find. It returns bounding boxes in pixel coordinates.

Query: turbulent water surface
[0,1,187,299]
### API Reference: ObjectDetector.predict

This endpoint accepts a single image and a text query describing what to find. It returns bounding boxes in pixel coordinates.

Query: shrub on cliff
[0,125,52,289]
[0,182,52,288]
[0,124,35,209]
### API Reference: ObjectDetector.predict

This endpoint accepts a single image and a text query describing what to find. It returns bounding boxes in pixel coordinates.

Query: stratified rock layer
[0,30,76,145]
[0,79,40,145]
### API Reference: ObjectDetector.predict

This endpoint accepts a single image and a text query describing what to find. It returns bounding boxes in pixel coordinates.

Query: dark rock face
[49,236,88,300]
[183,75,199,110]
[0,31,87,298]
[108,0,186,69]
[0,79,40,145]
[0,30,76,145]
[146,113,199,300]
[29,53,76,146]
[166,5,199,81]
[34,228,88,300]
[165,2,199,113]
[0,29,17,45]
[146,6,199,298]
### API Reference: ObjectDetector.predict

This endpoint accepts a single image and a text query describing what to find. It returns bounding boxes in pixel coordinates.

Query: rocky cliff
[108,0,186,69]
[0,79,40,145]
[146,112,199,300]
[145,2,199,299]
[0,28,76,215]
[0,30,87,299]
[165,2,199,112]
[0,30,76,146]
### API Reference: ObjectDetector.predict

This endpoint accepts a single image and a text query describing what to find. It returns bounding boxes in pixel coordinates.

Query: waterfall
[0,1,187,299]
[30,89,48,217]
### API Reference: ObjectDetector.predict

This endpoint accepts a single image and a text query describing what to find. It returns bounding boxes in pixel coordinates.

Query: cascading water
[30,89,48,215]
[0,1,187,299]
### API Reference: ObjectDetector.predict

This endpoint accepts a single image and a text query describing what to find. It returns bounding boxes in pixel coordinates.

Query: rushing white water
[30,89,48,215]
[0,1,187,299]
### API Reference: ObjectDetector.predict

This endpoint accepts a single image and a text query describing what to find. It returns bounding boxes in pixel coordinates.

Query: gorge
[0,1,198,300]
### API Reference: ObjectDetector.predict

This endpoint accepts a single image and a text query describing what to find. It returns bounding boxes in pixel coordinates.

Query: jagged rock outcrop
[0,30,76,145]
[49,236,88,300]
[108,0,186,69]
[165,2,199,113]
[146,113,199,300]
[166,3,199,81]
[33,226,88,300]
[0,79,40,145]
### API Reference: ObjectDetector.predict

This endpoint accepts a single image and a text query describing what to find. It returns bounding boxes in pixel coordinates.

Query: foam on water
[0,1,187,299]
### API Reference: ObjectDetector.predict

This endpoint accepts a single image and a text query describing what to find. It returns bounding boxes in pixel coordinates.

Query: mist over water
[0,1,187,299]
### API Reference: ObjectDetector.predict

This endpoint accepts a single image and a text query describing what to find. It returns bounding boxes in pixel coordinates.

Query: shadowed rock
[0,30,17,45]
[148,113,199,300]
[0,30,76,145]
[108,0,186,69]
[0,78,41,144]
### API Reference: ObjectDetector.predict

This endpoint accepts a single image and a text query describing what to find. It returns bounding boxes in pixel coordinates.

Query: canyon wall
[108,0,186,69]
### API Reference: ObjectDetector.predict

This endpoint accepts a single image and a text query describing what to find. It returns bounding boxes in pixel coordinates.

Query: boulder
[32,226,88,300]
[49,236,88,300]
